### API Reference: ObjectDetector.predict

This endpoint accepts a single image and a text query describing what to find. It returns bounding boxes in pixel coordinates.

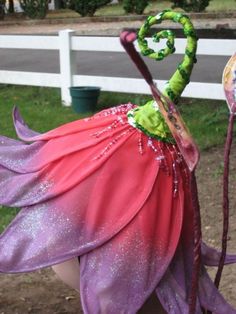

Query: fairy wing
[222,53,236,114]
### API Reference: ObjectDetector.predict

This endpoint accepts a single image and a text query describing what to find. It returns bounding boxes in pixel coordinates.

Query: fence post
[59,29,75,106]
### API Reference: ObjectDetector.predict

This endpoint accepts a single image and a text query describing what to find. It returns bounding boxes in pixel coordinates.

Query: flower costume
[0,10,236,314]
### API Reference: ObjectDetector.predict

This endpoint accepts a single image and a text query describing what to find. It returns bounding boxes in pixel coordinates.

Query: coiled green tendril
[138,9,198,104]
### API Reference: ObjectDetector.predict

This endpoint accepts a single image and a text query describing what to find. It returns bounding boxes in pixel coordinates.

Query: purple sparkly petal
[0,163,56,207]
[79,190,184,314]
[0,138,54,207]
[12,106,41,140]
[201,242,236,266]
[0,168,156,273]
[156,265,236,314]
[157,238,236,313]
[199,268,236,313]
[156,240,202,314]
[0,135,25,147]
[0,132,162,272]
[156,270,201,314]
[0,140,44,172]
[79,157,185,314]
[80,238,163,314]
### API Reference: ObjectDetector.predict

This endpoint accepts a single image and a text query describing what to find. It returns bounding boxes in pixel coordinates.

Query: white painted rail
[0,31,235,105]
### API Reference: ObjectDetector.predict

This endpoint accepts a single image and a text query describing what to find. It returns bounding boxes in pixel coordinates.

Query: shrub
[123,0,149,15]
[171,0,211,12]
[0,0,5,20]
[20,0,48,19]
[72,0,112,17]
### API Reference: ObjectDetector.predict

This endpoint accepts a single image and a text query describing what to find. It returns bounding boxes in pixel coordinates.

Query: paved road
[0,48,229,83]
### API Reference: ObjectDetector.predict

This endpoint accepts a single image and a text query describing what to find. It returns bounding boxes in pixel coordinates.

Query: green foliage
[71,0,112,17]
[123,0,149,14]
[20,0,48,19]
[170,0,211,12]
[8,0,14,13]
[0,0,5,20]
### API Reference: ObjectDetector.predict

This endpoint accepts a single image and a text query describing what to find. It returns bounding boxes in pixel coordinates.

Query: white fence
[0,30,235,106]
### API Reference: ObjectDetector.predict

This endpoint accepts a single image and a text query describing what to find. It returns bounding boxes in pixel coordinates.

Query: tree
[20,0,48,18]
[8,0,14,13]
[71,0,112,17]
[171,0,211,12]
[123,0,149,15]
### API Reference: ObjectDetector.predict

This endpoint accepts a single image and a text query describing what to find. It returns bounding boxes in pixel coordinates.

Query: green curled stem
[138,9,198,104]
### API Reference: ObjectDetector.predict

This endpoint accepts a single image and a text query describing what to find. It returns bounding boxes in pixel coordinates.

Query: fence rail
[0,30,235,105]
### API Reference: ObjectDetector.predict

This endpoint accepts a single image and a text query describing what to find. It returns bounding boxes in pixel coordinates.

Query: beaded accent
[91,116,125,138]
[166,144,190,197]
[89,104,136,160]
[84,103,135,122]
[86,103,188,197]
[138,131,144,155]
[96,103,135,118]
[147,137,170,174]
[93,127,133,161]
[145,136,189,197]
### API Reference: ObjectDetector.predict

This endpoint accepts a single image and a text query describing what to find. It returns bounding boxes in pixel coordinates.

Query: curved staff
[214,54,236,288]
[120,10,200,314]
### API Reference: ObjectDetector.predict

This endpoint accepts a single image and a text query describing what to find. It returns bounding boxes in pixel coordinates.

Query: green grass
[0,85,79,138]
[0,85,231,232]
[0,85,230,150]
[46,0,236,19]
[97,0,236,15]
[0,207,19,232]
[144,0,236,13]
[95,1,182,16]
[179,98,229,150]
[206,0,236,11]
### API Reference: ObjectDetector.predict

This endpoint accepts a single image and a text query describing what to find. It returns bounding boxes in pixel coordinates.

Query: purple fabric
[13,106,41,139]
[80,208,171,313]
[157,242,236,314]
[202,242,236,266]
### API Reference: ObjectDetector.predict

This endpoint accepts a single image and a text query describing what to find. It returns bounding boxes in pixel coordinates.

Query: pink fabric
[0,105,235,313]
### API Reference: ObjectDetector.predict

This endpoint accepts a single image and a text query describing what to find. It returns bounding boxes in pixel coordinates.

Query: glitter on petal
[0,103,235,314]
